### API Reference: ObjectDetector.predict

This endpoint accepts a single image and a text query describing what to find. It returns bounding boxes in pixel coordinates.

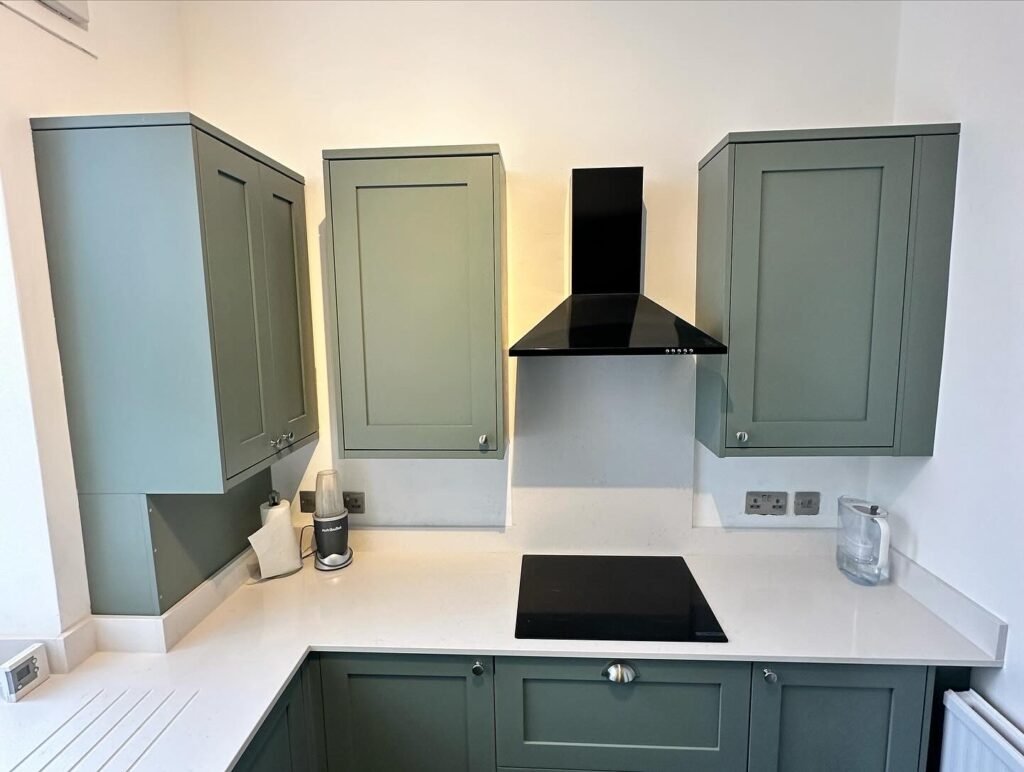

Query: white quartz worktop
[0,549,1000,771]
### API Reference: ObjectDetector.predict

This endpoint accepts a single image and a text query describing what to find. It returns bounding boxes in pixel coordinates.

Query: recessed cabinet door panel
[196,132,276,478]
[259,164,317,445]
[320,654,496,772]
[749,663,927,772]
[728,138,914,449]
[495,657,750,772]
[330,155,497,451]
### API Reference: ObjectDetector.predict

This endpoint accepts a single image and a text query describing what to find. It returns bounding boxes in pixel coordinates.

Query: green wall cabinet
[324,145,507,459]
[320,653,496,772]
[748,662,928,772]
[695,124,959,457]
[495,657,750,772]
[32,113,318,615]
[32,113,318,494]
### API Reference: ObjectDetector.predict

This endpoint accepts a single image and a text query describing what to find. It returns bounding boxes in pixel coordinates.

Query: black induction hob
[515,555,727,643]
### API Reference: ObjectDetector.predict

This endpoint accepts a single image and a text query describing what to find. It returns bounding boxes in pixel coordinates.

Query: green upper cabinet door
[33,113,317,493]
[695,124,959,457]
[196,131,278,478]
[258,164,318,447]
[748,663,928,772]
[729,137,913,450]
[320,653,497,772]
[325,146,507,459]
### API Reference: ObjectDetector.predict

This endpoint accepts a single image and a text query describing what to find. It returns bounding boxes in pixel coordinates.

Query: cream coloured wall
[178,0,901,546]
[869,0,1024,729]
[0,0,189,637]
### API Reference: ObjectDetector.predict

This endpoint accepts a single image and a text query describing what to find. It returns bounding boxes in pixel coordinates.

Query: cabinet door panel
[259,164,318,444]
[330,156,497,451]
[234,673,310,772]
[321,653,496,772]
[196,131,276,478]
[749,663,926,772]
[496,657,750,772]
[728,138,914,449]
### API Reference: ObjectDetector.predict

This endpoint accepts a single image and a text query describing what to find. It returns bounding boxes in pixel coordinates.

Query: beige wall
[870,0,1024,729]
[0,0,188,636]
[178,0,901,542]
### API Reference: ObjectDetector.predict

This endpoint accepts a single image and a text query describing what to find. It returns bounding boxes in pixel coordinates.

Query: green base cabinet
[494,657,751,772]
[695,124,959,457]
[319,653,496,772]
[749,662,928,772]
[244,654,955,772]
[234,671,315,772]
[323,145,507,460]
[32,113,318,495]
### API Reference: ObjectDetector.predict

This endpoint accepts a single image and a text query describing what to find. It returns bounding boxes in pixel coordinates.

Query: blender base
[314,548,353,571]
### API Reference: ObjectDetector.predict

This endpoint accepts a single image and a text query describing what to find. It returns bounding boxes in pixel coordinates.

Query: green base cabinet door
[748,663,928,772]
[320,653,496,772]
[495,657,751,772]
[324,145,507,460]
[695,124,959,457]
[234,672,312,772]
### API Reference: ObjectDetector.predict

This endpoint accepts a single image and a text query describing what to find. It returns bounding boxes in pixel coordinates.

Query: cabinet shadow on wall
[511,356,695,489]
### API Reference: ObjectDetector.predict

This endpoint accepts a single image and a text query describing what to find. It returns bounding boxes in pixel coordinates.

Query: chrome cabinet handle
[763,668,778,684]
[602,662,637,684]
[478,434,488,447]
[471,660,485,676]
[736,431,749,443]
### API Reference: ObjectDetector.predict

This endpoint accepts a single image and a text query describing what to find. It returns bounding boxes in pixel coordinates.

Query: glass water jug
[836,496,891,586]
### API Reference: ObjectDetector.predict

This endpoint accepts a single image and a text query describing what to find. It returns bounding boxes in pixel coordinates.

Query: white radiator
[941,690,1024,772]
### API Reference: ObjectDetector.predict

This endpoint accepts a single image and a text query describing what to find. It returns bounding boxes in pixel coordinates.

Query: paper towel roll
[249,499,301,580]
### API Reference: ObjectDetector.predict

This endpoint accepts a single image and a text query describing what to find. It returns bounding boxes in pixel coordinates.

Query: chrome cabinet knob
[478,434,488,447]
[736,431,749,443]
[471,660,485,676]
[285,431,294,442]
[763,668,778,684]
[602,662,637,684]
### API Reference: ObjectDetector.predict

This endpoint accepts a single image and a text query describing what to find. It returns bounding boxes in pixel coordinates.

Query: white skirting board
[92,547,257,653]
[941,690,1024,772]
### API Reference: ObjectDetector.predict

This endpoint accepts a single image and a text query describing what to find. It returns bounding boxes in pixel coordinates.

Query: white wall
[867,0,1024,728]
[179,0,899,547]
[0,1,188,637]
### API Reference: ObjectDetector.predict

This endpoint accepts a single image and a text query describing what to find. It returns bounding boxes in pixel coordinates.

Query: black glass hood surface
[510,167,726,357]
[515,555,728,643]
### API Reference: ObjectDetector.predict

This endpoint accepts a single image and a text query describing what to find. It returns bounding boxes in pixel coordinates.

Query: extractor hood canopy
[509,167,726,357]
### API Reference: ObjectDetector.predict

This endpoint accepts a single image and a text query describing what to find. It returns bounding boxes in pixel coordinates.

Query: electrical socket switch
[299,490,316,513]
[793,491,821,516]
[746,491,787,515]
[342,491,365,514]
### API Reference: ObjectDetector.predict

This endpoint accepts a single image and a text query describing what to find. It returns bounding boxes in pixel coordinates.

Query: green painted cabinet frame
[32,112,318,494]
[319,653,496,772]
[33,113,318,616]
[244,654,955,772]
[323,145,507,459]
[695,124,959,457]
[494,657,751,772]
[749,662,928,772]
[233,663,325,772]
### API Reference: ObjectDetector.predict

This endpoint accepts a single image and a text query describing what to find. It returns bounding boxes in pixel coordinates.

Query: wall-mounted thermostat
[1,643,49,702]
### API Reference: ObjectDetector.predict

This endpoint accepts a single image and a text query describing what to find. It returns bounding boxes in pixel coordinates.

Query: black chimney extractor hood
[509,167,726,357]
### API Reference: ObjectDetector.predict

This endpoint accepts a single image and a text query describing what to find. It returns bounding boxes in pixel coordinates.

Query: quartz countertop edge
[0,550,1001,772]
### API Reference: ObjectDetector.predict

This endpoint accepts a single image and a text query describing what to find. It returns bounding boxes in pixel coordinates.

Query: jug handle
[873,516,891,574]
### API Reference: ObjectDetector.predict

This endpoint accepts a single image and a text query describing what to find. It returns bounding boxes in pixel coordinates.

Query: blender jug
[836,496,891,586]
